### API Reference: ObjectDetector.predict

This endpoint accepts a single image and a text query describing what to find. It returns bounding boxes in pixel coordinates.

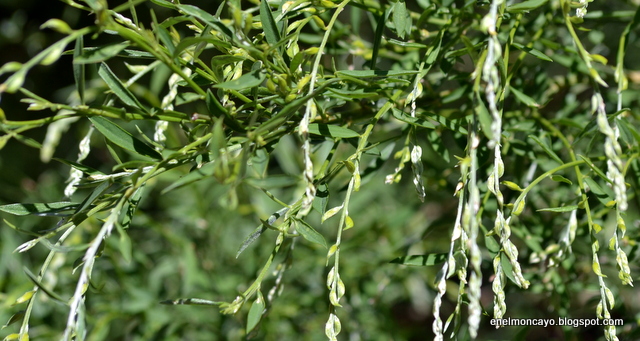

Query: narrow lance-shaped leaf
[89,116,162,160]
[336,70,419,78]
[213,69,266,90]
[260,0,281,46]
[308,124,360,138]
[511,43,553,62]
[583,177,615,205]
[529,135,563,164]
[53,158,105,177]
[509,86,540,108]
[506,0,549,13]
[246,291,265,334]
[389,253,447,266]
[73,36,85,104]
[74,42,130,64]
[23,267,67,303]
[294,219,327,248]
[391,108,436,129]
[98,62,147,111]
[392,1,411,39]
[176,4,234,39]
[2,310,25,329]
[0,202,79,216]
[537,205,579,212]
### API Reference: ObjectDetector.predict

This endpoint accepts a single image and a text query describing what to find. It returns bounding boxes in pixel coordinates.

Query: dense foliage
[1,0,639,340]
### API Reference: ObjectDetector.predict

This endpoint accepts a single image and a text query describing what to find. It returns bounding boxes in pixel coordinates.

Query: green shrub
[1,0,639,340]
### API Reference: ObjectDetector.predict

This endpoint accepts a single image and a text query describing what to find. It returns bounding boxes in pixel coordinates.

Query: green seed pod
[277,75,290,93]
[244,13,253,35]
[266,78,277,93]
[285,93,297,103]
[513,198,525,216]
[312,15,326,30]
[321,0,337,8]
[297,75,311,91]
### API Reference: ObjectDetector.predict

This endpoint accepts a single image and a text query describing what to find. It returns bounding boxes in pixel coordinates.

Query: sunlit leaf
[308,124,360,138]
[507,0,549,13]
[74,43,130,64]
[98,63,146,111]
[0,202,78,216]
[537,205,579,212]
[246,291,265,334]
[89,116,162,160]
[212,69,266,90]
[260,0,281,46]
[294,219,327,248]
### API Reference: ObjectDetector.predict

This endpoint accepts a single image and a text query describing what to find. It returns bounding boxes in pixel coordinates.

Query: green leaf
[75,181,110,215]
[213,69,266,90]
[160,298,223,306]
[387,39,427,48]
[501,181,523,191]
[617,116,640,147]
[236,224,268,258]
[537,205,579,212]
[550,174,572,185]
[98,63,146,110]
[206,90,246,132]
[118,229,133,263]
[509,86,540,107]
[211,55,247,68]
[2,310,25,329]
[583,177,615,205]
[0,202,78,216]
[23,267,66,303]
[246,291,265,334]
[369,6,394,69]
[392,1,411,39]
[391,108,436,129]
[294,219,327,248]
[308,124,360,138]
[89,116,162,160]
[327,88,379,99]
[176,4,234,40]
[322,205,343,223]
[506,0,549,13]
[578,155,611,184]
[592,260,607,277]
[476,98,494,141]
[336,70,419,78]
[500,253,518,284]
[74,43,130,64]
[244,175,299,189]
[260,0,281,46]
[161,162,217,194]
[389,253,447,266]
[53,158,105,177]
[529,135,563,164]
[73,36,85,104]
[511,43,553,62]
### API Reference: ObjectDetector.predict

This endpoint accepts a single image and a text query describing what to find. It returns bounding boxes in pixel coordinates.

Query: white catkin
[155,68,192,147]
[410,145,425,201]
[577,0,588,18]
[592,92,631,289]
[64,127,93,198]
[63,209,119,340]
[467,131,481,338]
[433,187,466,340]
